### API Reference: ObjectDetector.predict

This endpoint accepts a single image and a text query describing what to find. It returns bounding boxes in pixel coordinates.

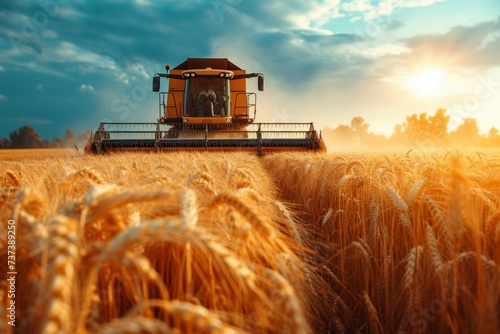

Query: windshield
[184,77,229,117]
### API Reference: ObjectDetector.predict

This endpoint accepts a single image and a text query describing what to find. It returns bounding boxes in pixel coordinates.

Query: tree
[9,126,43,148]
[394,109,450,146]
[390,123,406,146]
[350,117,369,135]
[322,125,353,149]
[428,109,449,142]
[401,113,428,143]
[487,127,499,140]
[322,117,388,149]
[52,137,64,148]
[483,127,500,147]
[77,130,91,145]
[449,118,480,146]
[0,138,12,149]
[52,129,80,148]
[2,126,90,149]
[64,129,76,145]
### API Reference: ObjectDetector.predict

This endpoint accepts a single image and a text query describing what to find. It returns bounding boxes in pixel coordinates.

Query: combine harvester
[85,58,326,155]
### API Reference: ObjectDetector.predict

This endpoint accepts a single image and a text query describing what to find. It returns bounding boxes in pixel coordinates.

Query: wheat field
[1,149,499,333]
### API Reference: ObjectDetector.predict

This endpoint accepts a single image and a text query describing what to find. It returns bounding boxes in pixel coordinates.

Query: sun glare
[408,68,444,97]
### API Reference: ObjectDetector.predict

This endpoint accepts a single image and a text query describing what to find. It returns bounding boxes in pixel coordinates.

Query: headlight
[219,73,225,77]
[226,118,232,123]
[190,73,195,77]
[183,118,188,123]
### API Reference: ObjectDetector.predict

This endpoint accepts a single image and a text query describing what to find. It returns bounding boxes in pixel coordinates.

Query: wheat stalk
[272,200,304,246]
[3,149,500,334]
[209,192,275,237]
[362,290,382,334]
[97,317,172,333]
[425,221,444,279]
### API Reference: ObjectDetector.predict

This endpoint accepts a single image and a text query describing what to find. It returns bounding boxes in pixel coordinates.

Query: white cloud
[341,0,372,13]
[130,63,152,79]
[261,1,343,33]
[0,94,6,100]
[1,39,122,80]
[36,84,43,92]
[57,7,82,20]
[52,42,116,68]
[341,0,444,22]
[298,1,344,28]
[134,0,152,5]
[42,30,59,39]
[348,43,410,58]
[80,84,94,91]
[398,0,445,8]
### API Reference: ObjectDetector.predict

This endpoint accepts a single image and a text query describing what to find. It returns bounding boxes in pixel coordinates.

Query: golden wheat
[262,149,500,333]
[1,149,499,333]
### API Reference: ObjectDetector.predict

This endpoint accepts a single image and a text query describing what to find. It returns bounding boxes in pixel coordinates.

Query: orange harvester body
[85,58,326,155]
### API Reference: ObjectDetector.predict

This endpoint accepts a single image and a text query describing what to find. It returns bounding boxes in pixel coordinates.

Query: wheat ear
[2,170,20,188]
[96,316,172,334]
[125,300,244,334]
[266,268,311,334]
[362,290,383,334]
[209,192,275,237]
[38,215,80,334]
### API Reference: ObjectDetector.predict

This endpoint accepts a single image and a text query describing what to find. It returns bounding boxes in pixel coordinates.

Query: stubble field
[1,148,499,333]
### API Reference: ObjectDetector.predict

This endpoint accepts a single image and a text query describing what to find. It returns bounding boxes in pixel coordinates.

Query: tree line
[0,126,91,149]
[1,109,499,149]
[322,109,500,149]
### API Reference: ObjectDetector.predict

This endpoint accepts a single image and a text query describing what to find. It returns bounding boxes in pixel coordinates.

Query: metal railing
[234,93,257,119]
[91,122,323,154]
[159,92,180,118]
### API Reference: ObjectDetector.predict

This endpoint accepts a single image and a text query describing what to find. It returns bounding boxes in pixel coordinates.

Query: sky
[0,0,499,140]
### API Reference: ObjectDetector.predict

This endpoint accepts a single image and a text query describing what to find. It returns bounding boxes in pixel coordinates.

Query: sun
[408,68,444,97]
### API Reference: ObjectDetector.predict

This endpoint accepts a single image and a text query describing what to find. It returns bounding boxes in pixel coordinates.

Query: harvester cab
[153,58,263,125]
[85,58,326,155]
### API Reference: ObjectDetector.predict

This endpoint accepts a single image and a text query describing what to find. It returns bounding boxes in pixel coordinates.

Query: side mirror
[258,74,264,91]
[152,76,160,92]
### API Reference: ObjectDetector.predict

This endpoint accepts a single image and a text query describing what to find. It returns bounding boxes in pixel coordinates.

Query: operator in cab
[196,82,217,116]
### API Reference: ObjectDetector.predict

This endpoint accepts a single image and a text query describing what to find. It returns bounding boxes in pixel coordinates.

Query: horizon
[1,1,499,140]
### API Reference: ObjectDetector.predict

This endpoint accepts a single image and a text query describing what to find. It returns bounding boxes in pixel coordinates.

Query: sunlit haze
[0,0,499,139]
[407,68,444,97]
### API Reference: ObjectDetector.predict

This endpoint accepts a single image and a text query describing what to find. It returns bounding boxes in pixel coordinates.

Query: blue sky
[0,0,499,140]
